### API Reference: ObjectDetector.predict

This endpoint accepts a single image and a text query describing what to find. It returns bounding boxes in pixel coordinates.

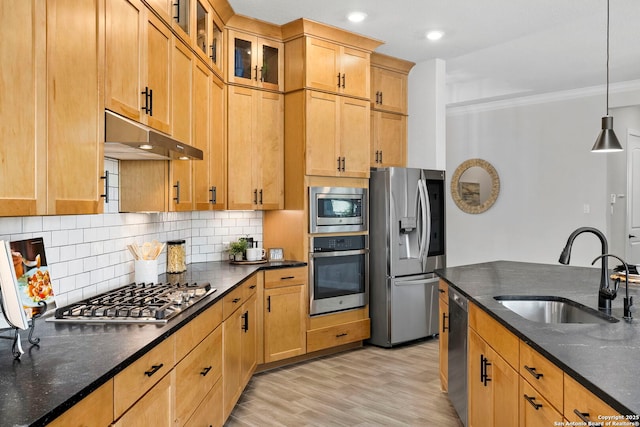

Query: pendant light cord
[606,0,610,115]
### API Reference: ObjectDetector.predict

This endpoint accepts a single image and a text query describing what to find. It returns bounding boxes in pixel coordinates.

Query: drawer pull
[336,332,348,338]
[438,288,445,294]
[524,394,542,410]
[480,355,492,386]
[250,285,256,289]
[281,276,295,280]
[573,409,591,422]
[524,365,543,380]
[200,366,212,377]
[232,297,241,304]
[144,363,164,377]
[442,313,449,332]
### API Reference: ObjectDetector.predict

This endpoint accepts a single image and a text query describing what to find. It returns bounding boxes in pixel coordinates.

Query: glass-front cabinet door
[172,0,190,40]
[195,0,208,55]
[227,29,283,91]
[192,0,223,76]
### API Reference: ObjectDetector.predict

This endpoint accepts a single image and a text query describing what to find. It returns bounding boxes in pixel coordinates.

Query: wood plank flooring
[225,338,463,426]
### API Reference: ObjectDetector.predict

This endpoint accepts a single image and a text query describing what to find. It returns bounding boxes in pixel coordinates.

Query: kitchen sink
[494,295,619,324]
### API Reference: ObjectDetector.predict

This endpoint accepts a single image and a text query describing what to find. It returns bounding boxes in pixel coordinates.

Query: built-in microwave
[309,186,367,234]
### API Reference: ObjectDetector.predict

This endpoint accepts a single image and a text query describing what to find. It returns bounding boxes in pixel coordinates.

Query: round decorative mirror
[451,158,500,214]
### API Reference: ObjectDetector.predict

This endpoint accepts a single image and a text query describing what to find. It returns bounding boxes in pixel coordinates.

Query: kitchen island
[436,260,640,419]
[0,260,305,427]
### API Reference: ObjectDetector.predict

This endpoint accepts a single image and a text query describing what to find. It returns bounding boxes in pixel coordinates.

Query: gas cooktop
[50,282,216,324]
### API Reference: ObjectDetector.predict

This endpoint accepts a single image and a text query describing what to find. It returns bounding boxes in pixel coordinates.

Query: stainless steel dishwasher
[448,287,468,426]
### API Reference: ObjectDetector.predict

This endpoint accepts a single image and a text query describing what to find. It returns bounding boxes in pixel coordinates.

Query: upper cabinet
[106,0,172,134]
[282,19,382,100]
[226,28,284,92]
[370,53,413,114]
[194,0,224,76]
[0,0,106,217]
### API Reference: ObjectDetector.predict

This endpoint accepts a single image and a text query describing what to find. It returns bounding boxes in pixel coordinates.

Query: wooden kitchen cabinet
[184,378,223,427]
[370,53,412,114]
[223,276,258,420]
[519,377,562,427]
[227,28,283,92]
[564,374,621,424]
[194,60,227,210]
[227,85,284,210]
[47,380,113,427]
[304,91,370,178]
[193,0,225,76]
[438,280,448,391]
[519,341,563,412]
[106,0,172,134]
[113,370,176,427]
[370,111,407,167]
[263,268,307,363]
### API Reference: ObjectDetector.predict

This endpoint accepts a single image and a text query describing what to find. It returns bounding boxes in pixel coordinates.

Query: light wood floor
[225,338,464,426]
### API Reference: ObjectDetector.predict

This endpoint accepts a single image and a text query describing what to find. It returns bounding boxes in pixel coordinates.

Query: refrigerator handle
[418,179,431,261]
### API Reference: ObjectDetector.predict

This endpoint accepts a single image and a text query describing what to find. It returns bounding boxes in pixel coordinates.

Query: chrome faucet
[592,254,633,320]
[558,227,617,313]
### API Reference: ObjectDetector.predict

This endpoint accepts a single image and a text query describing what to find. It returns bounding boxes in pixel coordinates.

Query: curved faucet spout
[558,227,611,312]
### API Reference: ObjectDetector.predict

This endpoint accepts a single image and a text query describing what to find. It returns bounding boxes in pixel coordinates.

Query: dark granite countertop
[0,260,305,427]
[436,260,640,416]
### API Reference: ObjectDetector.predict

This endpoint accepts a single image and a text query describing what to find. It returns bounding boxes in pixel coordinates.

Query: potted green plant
[229,239,248,261]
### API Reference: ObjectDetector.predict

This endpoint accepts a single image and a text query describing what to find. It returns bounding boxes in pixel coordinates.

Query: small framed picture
[268,248,284,261]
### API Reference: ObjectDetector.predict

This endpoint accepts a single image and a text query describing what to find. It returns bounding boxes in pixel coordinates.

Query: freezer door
[389,274,439,345]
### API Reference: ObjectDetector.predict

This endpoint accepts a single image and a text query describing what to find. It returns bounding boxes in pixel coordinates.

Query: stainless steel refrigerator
[368,167,446,347]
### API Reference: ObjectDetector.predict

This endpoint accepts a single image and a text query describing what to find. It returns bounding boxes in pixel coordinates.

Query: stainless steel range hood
[104,110,203,160]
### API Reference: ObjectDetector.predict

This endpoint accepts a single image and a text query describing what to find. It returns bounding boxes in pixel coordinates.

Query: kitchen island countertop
[436,260,640,417]
[0,260,305,427]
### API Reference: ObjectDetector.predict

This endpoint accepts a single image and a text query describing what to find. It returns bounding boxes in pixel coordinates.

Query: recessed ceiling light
[347,11,367,23]
[426,30,444,41]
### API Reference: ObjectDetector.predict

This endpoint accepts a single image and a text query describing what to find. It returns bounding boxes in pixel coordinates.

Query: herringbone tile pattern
[225,338,463,426]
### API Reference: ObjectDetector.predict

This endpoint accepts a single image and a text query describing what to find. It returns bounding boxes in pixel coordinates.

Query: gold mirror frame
[451,158,500,214]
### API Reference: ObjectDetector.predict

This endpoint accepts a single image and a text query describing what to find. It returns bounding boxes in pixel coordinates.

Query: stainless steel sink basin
[494,296,619,324]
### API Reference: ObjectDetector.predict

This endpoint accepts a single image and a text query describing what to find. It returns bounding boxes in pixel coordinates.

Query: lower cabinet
[307,310,370,353]
[113,371,176,427]
[185,378,223,427]
[47,380,113,427]
[222,277,258,420]
[438,280,448,391]
[564,373,621,424]
[519,377,562,426]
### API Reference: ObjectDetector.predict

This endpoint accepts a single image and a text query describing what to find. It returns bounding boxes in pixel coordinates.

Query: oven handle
[309,249,368,258]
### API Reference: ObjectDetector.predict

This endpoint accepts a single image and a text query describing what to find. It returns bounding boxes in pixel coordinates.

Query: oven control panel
[311,235,366,252]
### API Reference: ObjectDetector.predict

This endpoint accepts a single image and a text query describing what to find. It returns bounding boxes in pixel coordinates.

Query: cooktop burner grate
[52,282,216,323]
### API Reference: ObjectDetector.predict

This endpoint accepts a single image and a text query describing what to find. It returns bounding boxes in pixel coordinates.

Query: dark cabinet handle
[438,289,445,294]
[336,332,348,338]
[573,409,591,422]
[259,189,263,204]
[281,276,295,280]
[200,366,212,377]
[267,295,271,312]
[144,363,164,377]
[173,1,180,21]
[524,394,542,410]
[341,157,346,172]
[141,86,151,115]
[259,66,264,82]
[173,181,180,203]
[379,151,383,164]
[524,365,543,380]
[480,354,491,386]
[232,297,241,304]
[250,284,256,289]
[210,43,215,61]
[341,73,345,88]
[253,189,258,204]
[375,150,380,163]
[209,186,217,204]
[379,91,383,104]
[148,88,153,116]
[375,91,380,104]
[337,73,341,88]
[442,313,448,333]
[337,157,341,171]
[100,170,109,203]
[242,311,249,332]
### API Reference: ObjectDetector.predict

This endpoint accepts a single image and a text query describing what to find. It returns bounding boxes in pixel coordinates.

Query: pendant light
[592,0,623,152]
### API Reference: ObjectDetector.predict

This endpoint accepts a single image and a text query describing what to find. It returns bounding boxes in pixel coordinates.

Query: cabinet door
[305,37,341,93]
[240,293,258,386]
[438,297,448,391]
[227,85,255,209]
[371,111,407,167]
[171,0,191,43]
[145,0,171,23]
[339,97,370,178]
[145,11,172,134]
[46,0,105,215]
[169,40,194,212]
[340,47,369,99]
[48,380,113,427]
[468,329,493,427]
[372,66,407,114]
[228,29,257,86]
[305,91,339,177]
[210,74,227,208]
[257,38,283,92]
[113,371,175,427]
[264,285,306,363]
[184,378,223,427]
[0,0,46,216]
[519,377,562,427]
[564,374,621,424]
[256,91,284,210]
[105,0,145,122]
[222,306,243,420]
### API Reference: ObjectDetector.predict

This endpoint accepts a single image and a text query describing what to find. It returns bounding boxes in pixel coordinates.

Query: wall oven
[309,186,367,234]
[309,235,368,316]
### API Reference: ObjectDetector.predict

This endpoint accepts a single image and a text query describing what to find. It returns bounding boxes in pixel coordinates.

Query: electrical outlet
[583,204,590,214]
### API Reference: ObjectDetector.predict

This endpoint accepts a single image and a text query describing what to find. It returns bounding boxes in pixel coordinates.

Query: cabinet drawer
[264,267,307,289]
[469,302,519,368]
[307,318,370,353]
[243,274,258,299]
[114,335,176,419]
[564,374,620,423]
[175,326,223,425]
[175,302,222,361]
[48,380,113,427]
[438,279,448,302]
[519,342,563,412]
[184,377,223,427]
[520,377,562,426]
[223,285,245,320]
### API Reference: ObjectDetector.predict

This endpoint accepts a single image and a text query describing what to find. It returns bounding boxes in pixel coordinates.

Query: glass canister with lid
[166,240,186,273]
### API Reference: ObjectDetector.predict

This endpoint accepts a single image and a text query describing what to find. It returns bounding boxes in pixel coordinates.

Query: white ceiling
[227,0,640,106]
